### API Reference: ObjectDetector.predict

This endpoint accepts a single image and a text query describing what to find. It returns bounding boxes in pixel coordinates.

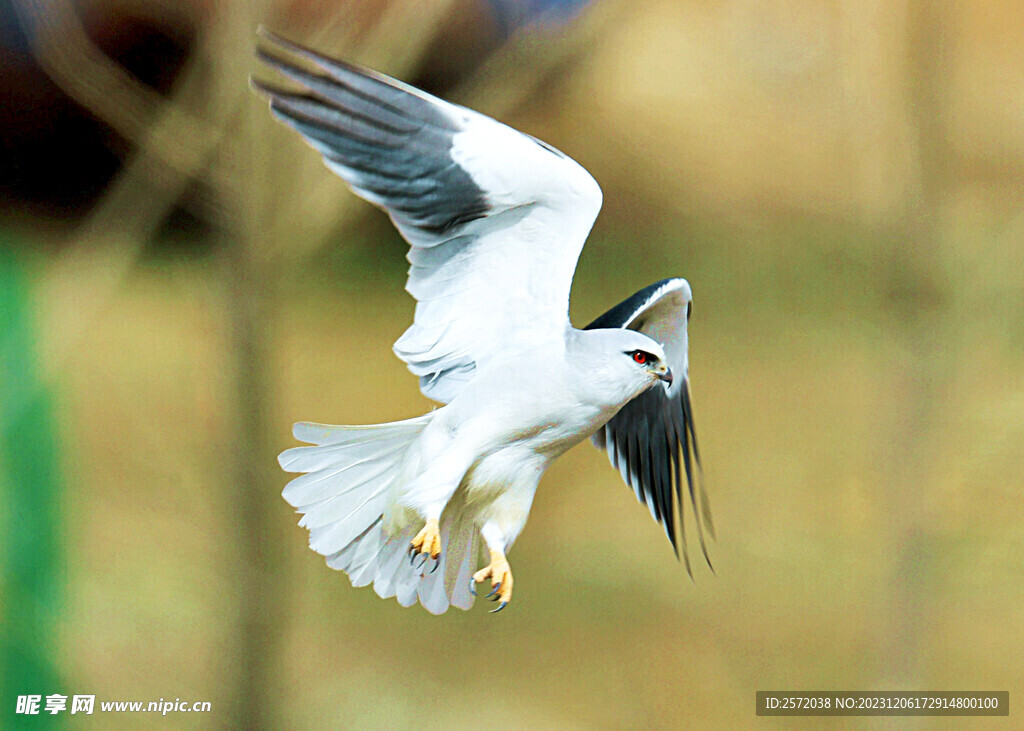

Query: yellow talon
[410,519,441,559]
[471,548,513,611]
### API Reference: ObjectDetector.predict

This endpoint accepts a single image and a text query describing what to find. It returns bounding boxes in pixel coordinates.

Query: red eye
[633,351,647,365]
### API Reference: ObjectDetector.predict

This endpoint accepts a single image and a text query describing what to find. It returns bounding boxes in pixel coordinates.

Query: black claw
[485,582,501,598]
[429,556,440,574]
[413,552,427,571]
[489,601,507,614]
[469,577,477,596]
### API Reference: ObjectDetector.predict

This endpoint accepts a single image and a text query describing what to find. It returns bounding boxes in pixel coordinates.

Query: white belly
[393,339,647,545]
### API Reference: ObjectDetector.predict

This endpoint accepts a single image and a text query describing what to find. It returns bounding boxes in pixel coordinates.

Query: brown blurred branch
[878,0,956,689]
[16,0,246,375]
[255,0,463,263]
[11,0,214,174]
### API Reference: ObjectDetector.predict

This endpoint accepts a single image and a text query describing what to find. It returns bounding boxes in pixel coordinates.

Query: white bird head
[570,328,672,409]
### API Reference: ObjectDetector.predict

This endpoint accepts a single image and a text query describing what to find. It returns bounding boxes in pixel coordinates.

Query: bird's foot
[470,549,513,613]
[409,518,441,572]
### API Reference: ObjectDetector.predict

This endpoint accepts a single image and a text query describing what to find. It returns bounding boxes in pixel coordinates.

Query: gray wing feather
[253,29,603,404]
[252,33,489,237]
[587,278,714,575]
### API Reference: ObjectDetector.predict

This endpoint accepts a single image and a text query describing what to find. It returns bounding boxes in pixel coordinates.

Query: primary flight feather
[255,29,713,614]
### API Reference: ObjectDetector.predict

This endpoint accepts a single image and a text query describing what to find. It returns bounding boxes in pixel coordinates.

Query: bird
[253,28,714,614]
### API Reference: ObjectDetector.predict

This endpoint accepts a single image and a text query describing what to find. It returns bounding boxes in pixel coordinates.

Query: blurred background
[1,0,1022,727]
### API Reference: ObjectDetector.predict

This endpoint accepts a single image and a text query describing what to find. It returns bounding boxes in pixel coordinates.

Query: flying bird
[254,29,713,614]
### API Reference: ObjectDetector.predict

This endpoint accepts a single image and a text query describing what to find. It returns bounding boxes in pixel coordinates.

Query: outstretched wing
[585,278,714,576]
[252,29,603,403]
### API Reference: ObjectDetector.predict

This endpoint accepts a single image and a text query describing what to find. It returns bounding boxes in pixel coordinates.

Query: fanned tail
[279,415,478,614]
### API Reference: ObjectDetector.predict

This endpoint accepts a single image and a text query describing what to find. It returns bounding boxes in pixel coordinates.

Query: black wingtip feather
[256,26,341,73]
[256,27,456,126]
[648,407,677,554]
[655,413,680,559]
[597,375,712,579]
[583,278,684,331]
[585,278,710,576]
[680,380,713,572]
[248,75,276,101]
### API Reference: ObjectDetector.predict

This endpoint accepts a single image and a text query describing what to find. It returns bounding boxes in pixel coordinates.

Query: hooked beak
[658,367,673,386]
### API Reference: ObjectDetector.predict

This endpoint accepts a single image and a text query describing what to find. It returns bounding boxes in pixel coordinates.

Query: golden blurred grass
[46,220,1024,727]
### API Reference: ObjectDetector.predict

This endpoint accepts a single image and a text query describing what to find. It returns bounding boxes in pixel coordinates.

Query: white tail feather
[280,413,479,615]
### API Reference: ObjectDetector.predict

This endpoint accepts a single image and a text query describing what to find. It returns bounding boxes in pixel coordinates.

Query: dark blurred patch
[142,180,222,264]
[879,245,949,322]
[0,0,207,248]
[408,0,501,96]
[0,0,127,222]
[77,2,192,96]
